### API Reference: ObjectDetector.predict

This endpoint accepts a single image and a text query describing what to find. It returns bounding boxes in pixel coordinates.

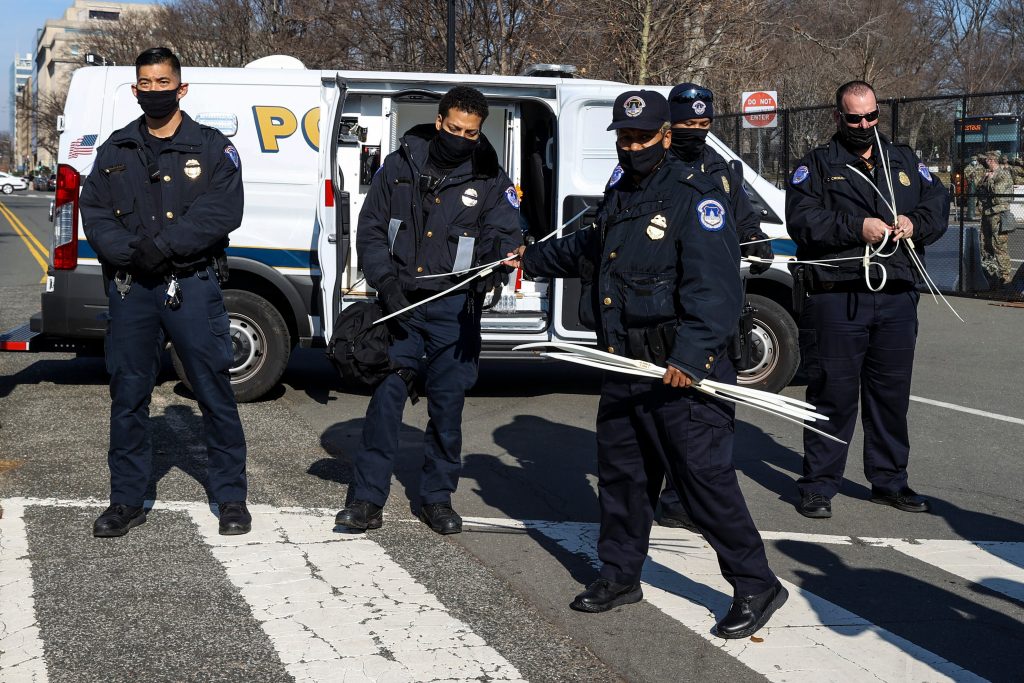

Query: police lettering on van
[0,58,801,400]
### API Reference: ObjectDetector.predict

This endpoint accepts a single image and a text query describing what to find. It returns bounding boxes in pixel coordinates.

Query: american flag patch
[69,134,98,158]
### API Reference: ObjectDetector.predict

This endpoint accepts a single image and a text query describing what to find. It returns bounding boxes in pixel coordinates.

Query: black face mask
[429,128,478,169]
[137,89,180,120]
[837,123,876,152]
[670,128,708,162]
[617,142,666,178]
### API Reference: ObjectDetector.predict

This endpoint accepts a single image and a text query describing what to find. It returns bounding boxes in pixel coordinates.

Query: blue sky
[0,0,160,133]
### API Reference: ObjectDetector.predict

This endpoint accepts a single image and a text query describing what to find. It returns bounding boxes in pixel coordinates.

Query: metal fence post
[782,109,791,184]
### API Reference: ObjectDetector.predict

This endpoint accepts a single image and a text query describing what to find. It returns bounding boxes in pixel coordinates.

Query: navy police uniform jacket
[679,146,761,240]
[523,156,742,382]
[786,135,949,285]
[357,124,523,292]
[81,113,243,273]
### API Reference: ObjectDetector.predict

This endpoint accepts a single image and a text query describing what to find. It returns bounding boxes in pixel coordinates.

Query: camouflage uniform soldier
[963,155,985,220]
[978,152,1015,285]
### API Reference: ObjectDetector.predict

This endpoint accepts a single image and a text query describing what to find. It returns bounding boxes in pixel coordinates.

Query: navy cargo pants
[354,291,482,507]
[105,268,247,506]
[797,285,919,498]
[594,358,776,597]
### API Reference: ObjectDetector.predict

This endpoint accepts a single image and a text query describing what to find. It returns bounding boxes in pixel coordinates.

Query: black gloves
[129,236,170,275]
[376,277,413,321]
[741,230,774,275]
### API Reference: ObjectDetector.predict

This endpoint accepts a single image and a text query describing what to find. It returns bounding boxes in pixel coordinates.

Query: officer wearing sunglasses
[785,80,949,520]
[653,83,777,533]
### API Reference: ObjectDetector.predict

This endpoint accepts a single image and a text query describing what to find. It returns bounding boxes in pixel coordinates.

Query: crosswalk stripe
[0,500,49,682]
[185,505,525,683]
[861,537,1024,604]
[0,498,524,683]
[464,518,988,683]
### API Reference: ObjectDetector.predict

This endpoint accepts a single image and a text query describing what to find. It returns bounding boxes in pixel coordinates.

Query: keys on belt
[164,275,182,310]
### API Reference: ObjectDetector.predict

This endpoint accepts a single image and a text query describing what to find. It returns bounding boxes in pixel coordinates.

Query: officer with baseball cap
[506,89,787,639]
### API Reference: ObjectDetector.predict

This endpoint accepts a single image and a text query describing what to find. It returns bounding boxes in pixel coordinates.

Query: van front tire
[736,294,799,394]
[1,184,13,194]
[170,289,291,403]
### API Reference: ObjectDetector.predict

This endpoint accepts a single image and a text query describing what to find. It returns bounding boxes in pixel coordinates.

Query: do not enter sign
[741,91,778,129]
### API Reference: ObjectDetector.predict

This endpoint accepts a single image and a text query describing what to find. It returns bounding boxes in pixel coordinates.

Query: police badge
[647,214,667,239]
[898,171,911,187]
[184,159,202,180]
[646,225,665,240]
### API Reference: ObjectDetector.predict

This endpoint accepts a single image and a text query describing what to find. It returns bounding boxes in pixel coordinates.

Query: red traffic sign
[741,91,778,129]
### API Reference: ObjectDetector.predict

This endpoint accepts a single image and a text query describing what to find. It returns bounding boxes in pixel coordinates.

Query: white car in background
[0,172,28,194]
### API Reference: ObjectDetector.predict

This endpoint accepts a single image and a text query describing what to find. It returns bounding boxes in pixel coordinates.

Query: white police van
[0,58,799,400]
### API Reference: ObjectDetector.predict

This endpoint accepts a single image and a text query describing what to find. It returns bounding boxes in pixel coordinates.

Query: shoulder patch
[792,165,810,185]
[696,199,726,231]
[224,145,241,170]
[505,185,520,209]
[607,165,625,188]
[917,162,932,182]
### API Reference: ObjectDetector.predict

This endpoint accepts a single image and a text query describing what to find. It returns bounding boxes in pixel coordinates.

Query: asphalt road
[1,195,1023,682]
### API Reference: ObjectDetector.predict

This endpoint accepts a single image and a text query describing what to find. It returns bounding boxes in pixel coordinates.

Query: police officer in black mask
[507,90,787,639]
[653,83,776,531]
[336,86,522,535]
[668,83,774,272]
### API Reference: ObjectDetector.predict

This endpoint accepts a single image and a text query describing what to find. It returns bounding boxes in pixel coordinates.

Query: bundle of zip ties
[376,204,596,325]
[512,341,845,444]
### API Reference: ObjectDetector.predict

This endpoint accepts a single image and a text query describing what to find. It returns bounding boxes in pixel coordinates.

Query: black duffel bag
[326,302,394,386]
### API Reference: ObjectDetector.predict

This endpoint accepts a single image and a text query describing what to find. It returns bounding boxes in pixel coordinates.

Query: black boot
[716,581,788,639]
[570,578,643,613]
[870,486,929,513]
[418,502,462,535]
[218,501,252,535]
[335,500,383,530]
[93,504,146,538]
[657,501,699,532]
[798,492,832,519]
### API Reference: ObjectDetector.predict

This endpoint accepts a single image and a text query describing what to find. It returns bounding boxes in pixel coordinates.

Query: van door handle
[327,233,337,244]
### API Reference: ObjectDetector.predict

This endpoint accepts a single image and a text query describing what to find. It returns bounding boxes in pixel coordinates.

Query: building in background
[28,1,154,169]
[10,54,33,171]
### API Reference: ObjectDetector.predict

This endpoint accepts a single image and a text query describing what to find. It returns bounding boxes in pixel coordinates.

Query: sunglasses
[839,109,879,124]
[671,87,714,104]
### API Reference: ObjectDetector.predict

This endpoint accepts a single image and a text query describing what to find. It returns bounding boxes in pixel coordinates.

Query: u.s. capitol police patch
[697,199,726,231]
[792,165,809,185]
[224,145,240,170]
[917,162,931,182]
[607,164,625,188]
[505,185,520,209]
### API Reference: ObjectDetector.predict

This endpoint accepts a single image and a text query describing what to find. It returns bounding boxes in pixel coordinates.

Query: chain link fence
[715,90,1024,301]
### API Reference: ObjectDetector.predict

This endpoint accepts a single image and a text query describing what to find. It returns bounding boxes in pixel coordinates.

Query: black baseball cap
[607,90,670,131]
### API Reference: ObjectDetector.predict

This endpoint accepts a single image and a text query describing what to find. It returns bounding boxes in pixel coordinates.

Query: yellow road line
[0,201,49,283]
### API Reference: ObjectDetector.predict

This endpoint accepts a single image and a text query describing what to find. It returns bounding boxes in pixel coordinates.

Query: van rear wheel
[736,294,799,394]
[170,289,291,402]
[1,185,12,194]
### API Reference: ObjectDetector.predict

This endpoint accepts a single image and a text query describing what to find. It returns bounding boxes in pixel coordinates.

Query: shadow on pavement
[778,540,1024,682]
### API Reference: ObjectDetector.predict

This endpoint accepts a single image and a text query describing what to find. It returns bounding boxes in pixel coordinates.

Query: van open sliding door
[551,84,624,342]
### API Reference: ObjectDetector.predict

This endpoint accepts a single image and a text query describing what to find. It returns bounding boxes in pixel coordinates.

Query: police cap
[669,83,715,122]
[607,90,670,131]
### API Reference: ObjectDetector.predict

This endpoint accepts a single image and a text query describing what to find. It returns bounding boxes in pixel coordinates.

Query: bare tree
[18,83,68,166]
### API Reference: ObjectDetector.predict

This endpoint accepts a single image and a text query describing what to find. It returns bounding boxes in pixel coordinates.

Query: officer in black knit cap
[654,83,776,532]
